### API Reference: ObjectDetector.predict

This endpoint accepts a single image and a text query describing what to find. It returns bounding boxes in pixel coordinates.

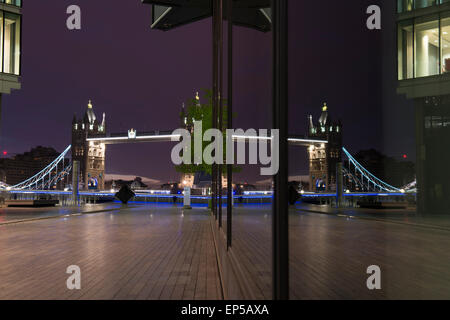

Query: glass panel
[415,0,437,9]
[398,20,414,79]
[3,12,20,75]
[415,17,439,78]
[398,0,415,12]
[441,16,450,73]
[153,5,170,23]
[3,0,21,7]
[0,12,3,74]
[230,25,273,299]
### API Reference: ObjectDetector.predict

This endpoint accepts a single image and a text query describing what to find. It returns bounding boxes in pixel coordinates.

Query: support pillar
[336,162,344,208]
[183,186,192,209]
[72,160,80,206]
[272,0,289,301]
[212,0,218,219]
[218,0,224,229]
[226,0,233,249]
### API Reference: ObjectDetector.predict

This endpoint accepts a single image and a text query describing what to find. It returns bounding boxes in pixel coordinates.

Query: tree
[176,89,239,176]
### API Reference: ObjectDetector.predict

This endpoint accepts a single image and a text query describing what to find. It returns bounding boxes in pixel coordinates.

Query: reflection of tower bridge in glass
[6,99,413,197]
[307,102,342,192]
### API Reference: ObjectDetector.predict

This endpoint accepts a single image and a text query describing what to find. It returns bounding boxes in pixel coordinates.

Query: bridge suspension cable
[342,147,401,193]
[10,145,72,190]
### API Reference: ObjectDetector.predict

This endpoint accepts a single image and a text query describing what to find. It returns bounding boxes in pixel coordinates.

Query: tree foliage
[175,89,239,175]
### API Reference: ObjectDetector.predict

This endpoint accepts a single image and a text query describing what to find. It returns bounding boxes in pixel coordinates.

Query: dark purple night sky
[1,0,414,183]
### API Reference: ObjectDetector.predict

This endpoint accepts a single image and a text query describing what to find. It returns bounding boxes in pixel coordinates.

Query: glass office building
[398,0,450,13]
[397,1,450,214]
[1,0,21,7]
[0,0,21,94]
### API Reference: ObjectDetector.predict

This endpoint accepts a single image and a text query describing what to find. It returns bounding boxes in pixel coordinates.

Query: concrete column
[72,160,80,206]
[336,162,344,208]
[183,186,192,209]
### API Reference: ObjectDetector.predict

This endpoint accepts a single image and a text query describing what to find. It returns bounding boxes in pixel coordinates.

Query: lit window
[398,20,414,80]
[415,0,437,10]
[441,15,450,73]
[2,12,21,75]
[3,1,22,7]
[415,17,439,78]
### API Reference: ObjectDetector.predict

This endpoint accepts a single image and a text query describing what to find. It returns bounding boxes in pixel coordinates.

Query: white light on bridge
[289,138,328,144]
[87,134,182,143]
[233,135,272,141]
[87,134,328,145]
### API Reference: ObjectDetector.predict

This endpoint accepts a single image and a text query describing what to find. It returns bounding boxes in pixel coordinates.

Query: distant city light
[402,154,408,159]
[3,151,7,156]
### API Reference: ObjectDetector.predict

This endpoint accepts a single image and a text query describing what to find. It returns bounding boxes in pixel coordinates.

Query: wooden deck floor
[3,203,450,300]
[0,205,222,300]
[230,205,450,300]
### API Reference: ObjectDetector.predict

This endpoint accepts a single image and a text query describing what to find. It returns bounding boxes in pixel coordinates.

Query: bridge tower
[307,103,342,192]
[72,100,106,190]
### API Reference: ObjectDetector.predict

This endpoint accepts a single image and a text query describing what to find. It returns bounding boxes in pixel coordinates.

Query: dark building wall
[0,146,61,186]
[415,95,450,214]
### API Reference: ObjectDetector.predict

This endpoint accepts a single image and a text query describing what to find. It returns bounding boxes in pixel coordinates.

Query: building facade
[0,146,60,186]
[72,100,106,190]
[0,0,21,95]
[307,103,342,192]
[397,0,450,213]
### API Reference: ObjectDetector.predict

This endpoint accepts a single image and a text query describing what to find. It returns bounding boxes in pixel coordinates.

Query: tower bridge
[79,99,335,192]
[1,99,412,198]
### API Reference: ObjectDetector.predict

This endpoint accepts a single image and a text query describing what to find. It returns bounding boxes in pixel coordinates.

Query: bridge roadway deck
[0,205,222,300]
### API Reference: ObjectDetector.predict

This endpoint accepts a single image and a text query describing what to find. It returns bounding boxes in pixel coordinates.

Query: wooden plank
[0,206,221,300]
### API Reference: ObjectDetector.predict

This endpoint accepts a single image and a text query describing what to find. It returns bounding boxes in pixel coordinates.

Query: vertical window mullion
[439,14,442,75]
[413,18,416,78]
[2,11,4,74]
[18,13,21,75]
